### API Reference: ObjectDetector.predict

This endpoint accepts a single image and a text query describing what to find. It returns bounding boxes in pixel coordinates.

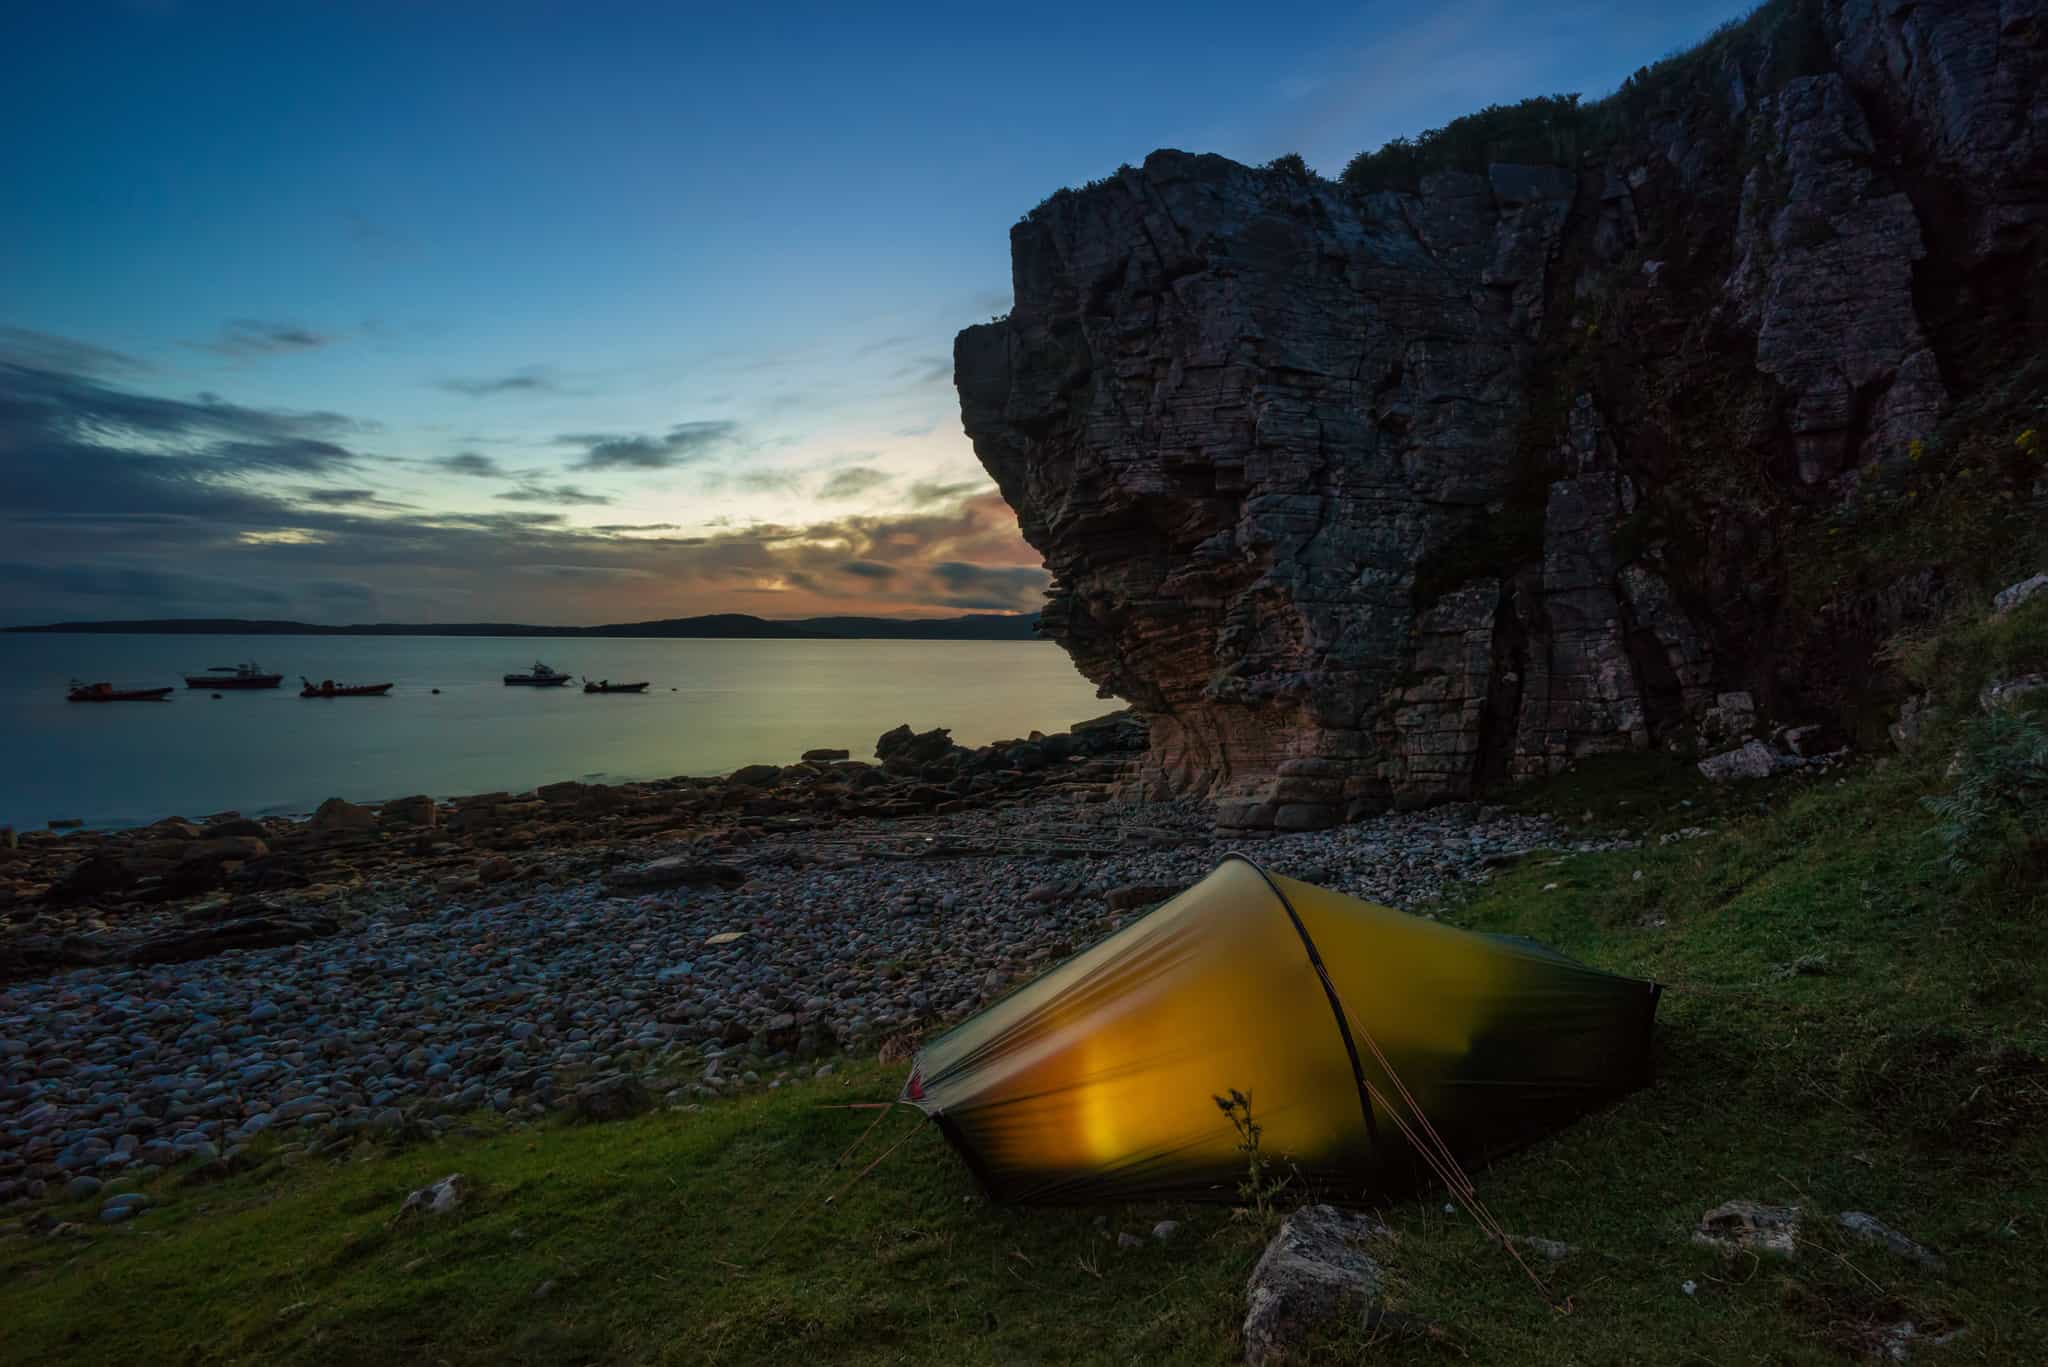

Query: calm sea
[0,634,1109,830]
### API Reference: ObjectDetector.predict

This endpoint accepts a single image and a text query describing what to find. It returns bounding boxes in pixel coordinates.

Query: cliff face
[957,0,2047,828]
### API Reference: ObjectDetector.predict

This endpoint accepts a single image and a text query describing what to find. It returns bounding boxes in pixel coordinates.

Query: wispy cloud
[435,451,505,478]
[293,487,411,510]
[209,437,359,476]
[896,356,952,384]
[929,560,1049,611]
[495,483,613,507]
[907,477,990,507]
[0,360,1042,624]
[202,319,333,358]
[519,564,656,582]
[817,466,892,500]
[841,559,899,580]
[560,420,740,471]
[435,366,565,397]
[0,327,152,378]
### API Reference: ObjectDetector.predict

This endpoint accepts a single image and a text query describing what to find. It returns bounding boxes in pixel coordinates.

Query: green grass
[5,754,2046,1364]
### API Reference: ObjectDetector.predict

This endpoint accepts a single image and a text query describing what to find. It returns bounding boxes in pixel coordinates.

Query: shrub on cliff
[1336,0,1833,195]
[1885,592,2048,719]
[1339,94,1586,193]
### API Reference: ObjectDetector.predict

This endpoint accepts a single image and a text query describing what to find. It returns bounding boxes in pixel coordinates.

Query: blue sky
[0,0,1754,625]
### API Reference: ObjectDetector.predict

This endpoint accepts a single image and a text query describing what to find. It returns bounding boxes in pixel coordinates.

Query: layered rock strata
[957,0,2046,827]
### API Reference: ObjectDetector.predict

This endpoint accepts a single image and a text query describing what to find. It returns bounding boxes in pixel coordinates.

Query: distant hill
[4,613,1044,641]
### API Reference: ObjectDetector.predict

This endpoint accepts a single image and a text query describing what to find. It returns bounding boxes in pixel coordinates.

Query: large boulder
[309,798,377,838]
[378,795,438,829]
[1242,1205,1392,1365]
[875,725,958,772]
[954,0,2048,826]
[52,855,132,901]
[1697,739,1794,782]
[726,764,782,789]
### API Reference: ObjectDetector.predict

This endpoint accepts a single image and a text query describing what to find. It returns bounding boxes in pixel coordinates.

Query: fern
[1924,709,2048,871]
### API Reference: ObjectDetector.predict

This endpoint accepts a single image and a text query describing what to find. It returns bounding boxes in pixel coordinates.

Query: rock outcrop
[956,0,2046,826]
[1242,1204,1394,1363]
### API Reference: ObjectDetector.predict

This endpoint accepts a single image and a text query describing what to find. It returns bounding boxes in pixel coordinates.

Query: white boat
[503,660,573,686]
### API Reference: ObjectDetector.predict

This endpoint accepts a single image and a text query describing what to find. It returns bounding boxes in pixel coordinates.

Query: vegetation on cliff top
[1029,1,1835,210]
[1337,0,1832,193]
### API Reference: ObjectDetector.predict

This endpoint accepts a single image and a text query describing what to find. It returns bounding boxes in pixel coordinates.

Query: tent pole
[1224,853,1383,1160]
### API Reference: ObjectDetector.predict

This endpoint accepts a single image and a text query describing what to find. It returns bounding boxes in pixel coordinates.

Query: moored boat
[300,677,394,698]
[504,660,573,686]
[582,678,650,693]
[67,681,174,703]
[183,661,283,689]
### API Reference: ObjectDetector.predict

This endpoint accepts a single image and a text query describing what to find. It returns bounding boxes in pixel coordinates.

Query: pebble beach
[0,716,1634,1212]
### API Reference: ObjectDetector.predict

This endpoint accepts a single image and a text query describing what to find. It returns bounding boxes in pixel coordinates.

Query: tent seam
[1221,852,1383,1159]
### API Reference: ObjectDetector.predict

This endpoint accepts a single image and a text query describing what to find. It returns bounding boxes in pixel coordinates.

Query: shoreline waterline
[3,634,1110,831]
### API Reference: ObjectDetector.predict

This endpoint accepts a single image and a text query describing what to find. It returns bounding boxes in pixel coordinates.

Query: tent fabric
[903,856,1660,1204]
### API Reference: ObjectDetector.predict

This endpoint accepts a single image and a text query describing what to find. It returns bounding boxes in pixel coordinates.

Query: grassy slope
[4,741,2045,1365]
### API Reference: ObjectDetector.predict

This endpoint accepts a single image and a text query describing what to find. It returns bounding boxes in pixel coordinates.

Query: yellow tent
[903,856,1660,1203]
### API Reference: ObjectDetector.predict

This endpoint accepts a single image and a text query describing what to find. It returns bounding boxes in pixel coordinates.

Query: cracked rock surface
[957,0,2046,827]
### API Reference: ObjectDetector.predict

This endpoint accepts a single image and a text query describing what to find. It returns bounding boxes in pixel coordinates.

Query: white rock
[1693,1199,1800,1257]
[1992,573,2048,619]
[1697,740,1792,782]
[398,1173,468,1217]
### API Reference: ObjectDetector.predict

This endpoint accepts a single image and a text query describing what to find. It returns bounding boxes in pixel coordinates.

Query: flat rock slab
[602,857,746,892]
[1243,1204,1392,1365]
[1838,1211,1945,1271]
[1694,1199,1801,1257]
[126,914,341,965]
[1697,740,1795,782]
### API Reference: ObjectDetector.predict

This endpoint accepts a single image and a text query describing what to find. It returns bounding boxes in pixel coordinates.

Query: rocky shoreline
[0,711,1152,979]
[0,711,1633,1212]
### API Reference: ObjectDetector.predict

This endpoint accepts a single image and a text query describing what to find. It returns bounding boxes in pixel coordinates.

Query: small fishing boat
[504,660,573,686]
[183,661,283,689]
[67,681,174,703]
[582,678,650,694]
[300,677,394,698]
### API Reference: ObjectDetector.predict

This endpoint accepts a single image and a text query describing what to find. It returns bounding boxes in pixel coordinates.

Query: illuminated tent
[903,856,1660,1204]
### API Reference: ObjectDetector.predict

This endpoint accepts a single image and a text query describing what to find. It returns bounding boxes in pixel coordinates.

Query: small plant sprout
[1214,1088,1289,1224]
